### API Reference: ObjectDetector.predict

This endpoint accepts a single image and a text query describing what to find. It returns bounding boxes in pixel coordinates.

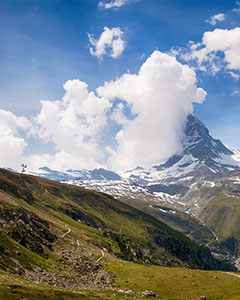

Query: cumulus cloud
[29,79,111,171]
[97,51,206,171]
[182,27,240,75]
[0,109,30,169]
[0,52,208,173]
[88,26,125,59]
[206,13,225,25]
[98,0,135,9]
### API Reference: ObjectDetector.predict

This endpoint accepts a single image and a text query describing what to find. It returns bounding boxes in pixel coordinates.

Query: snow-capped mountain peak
[183,115,233,160]
[123,114,240,185]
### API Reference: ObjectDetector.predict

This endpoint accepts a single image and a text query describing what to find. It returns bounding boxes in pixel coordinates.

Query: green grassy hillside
[199,190,240,257]
[200,192,240,240]
[0,168,239,299]
[0,168,223,273]
[198,175,240,250]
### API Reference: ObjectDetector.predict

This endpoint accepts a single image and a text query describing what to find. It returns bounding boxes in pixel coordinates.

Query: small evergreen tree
[21,164,27,174]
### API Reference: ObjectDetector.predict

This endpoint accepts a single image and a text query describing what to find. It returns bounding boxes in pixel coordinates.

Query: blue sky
[0,0,240,172]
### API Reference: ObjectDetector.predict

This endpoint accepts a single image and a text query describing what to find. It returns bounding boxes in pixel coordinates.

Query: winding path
[42,189,48,197]
[197,218,219,242]
[61,226,71,238]
[96,250,105,262]
[221,272,240,279]
[52,226,71,245]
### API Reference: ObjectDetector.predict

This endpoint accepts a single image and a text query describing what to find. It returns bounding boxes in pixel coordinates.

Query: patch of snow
[202,181,216,188]
[206,166,217,174]
[216,145,240,167]
[175,200,186,206]
[178,176,194,182]
[211,140,217,147]
[158,208,176,214]
[158,208,167,213]
[208,181,216,187]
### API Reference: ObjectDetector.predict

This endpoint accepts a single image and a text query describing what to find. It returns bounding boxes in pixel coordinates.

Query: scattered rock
[89,292,96,296]
[192,282,197,286]
[117,289,133,294]
[24,248,112,290]
[141,290,156,297]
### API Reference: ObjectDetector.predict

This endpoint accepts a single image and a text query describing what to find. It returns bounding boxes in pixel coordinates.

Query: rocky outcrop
[0,207,56,257]
[58,203,105,229]
[0,179,34,204]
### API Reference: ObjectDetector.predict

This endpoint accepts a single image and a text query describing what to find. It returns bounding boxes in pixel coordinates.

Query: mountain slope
[69,179,216,245]
[197,171,240,254]
[0,167,231,287]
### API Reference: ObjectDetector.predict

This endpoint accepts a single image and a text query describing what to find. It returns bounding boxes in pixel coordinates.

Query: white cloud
[110,103,128,125]
[206,13,225,25]
[97,51,206,171]
[233,1,240,13]
[229,71,240,81]
[0,109,30,169]
[29,79,111,171]
[0,52,207,173]
[98,0,132,9]
[88,26,125,59]
[183,27,240,75]
[231,90,239,96]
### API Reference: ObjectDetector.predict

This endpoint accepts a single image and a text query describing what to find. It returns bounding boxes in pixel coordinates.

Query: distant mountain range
[31,166,121,181]
[31,114,240,185]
